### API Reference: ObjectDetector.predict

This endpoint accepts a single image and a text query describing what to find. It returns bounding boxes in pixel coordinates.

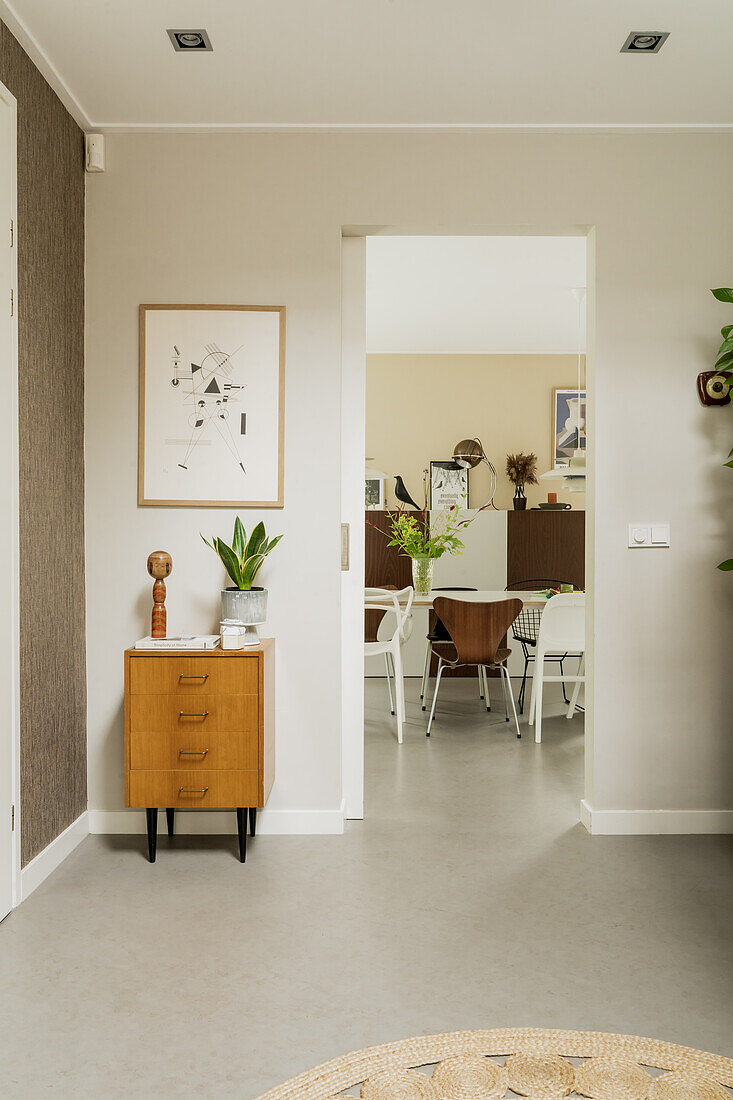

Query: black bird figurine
[393,475,421,510]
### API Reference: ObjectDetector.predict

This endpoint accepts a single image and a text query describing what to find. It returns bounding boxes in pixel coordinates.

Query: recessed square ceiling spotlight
[167,29,213,52]
[621,32,669,53]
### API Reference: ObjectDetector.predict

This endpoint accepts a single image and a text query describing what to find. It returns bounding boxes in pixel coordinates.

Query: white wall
[86,132,733,829]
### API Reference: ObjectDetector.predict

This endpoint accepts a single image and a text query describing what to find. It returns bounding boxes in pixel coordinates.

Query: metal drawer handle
[179,673,209,682]
[179,711,209,719]
[178,787,209,795]
[178,748,208,757]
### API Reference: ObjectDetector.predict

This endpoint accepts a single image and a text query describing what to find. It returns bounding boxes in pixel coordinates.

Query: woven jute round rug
[252,1028,733,1100]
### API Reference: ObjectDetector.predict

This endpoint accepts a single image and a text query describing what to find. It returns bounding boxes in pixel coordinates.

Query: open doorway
[342,232,592,824]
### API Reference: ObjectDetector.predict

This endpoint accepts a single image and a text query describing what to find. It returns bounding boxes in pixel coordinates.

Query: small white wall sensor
[85,133,105,173]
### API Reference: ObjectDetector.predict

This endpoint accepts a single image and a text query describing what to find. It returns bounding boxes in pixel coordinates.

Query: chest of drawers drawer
[129,729,258,771]
[128,655,258,696]
[128,694,258,734]
[128,769,260,808]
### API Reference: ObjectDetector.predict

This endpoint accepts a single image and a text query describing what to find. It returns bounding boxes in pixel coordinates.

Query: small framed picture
[365,476,385,509]
[553,388,587,467]
[429,461,469,510]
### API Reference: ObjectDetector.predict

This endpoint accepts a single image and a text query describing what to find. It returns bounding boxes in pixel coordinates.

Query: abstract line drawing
[139,305,285,508]
[169,340,248,475]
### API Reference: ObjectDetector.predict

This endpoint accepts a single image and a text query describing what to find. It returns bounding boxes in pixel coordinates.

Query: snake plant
[202,518,282,590]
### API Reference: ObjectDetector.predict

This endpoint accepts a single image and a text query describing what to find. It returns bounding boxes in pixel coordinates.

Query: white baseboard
[88,800,346,836]
[580,800,733,835]
[20,811,89,902]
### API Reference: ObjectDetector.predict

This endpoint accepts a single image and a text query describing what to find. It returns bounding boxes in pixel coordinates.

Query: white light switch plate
[628,523,670,548]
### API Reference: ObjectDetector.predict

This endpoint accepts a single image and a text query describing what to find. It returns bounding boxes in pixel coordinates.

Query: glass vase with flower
[368,470,478,595]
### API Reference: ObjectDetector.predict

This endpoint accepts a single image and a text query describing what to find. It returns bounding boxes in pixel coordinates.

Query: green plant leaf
[718,558,733,571]
[216,538,244,589]
[245,521,267,559]
[722,324,733,340]
[232,516,246,558]
[241,552,266,589]
[262,533,283,556]
[724,460,733,469]
[711,287,733,302]
[200,534,215,550]
[715,337,733,358]
[715,350,733,370]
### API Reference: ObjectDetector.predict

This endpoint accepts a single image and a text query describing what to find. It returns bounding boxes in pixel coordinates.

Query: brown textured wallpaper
[0,24,87,865]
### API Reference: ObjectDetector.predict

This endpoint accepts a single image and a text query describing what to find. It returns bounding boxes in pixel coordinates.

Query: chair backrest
[506,579,582,592]
[535,592,585,653]
[432,597,522,666]
[364,587,414,643]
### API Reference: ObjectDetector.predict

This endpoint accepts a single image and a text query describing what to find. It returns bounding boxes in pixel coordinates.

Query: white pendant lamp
[541,287,586,491]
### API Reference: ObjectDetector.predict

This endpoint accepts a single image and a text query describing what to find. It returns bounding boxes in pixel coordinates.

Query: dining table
[410,589,548,609]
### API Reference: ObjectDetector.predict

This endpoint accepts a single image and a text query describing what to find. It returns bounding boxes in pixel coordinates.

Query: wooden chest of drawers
[124,640,275,862]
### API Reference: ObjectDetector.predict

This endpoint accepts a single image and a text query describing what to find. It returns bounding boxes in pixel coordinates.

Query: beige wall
[367,353,586,511]
[85,131,733,829]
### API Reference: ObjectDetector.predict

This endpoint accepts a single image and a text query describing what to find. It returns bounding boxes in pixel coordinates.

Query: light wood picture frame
[139,304,285,507]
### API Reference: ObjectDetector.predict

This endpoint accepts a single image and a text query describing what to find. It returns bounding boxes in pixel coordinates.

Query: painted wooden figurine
[147,551,173,638]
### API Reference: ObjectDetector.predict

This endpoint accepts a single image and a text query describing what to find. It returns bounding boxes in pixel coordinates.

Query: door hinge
[11,805,14,831]
[9,218,13,247]
[9,289,13,317]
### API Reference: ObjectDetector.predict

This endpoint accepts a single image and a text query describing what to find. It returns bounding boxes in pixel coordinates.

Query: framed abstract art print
[139,304,285,507]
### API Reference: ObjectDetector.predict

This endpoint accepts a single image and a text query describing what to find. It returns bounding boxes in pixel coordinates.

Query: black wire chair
[419,588,479,711]
[505,579,583,713]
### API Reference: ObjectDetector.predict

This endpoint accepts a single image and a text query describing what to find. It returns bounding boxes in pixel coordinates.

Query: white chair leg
[478,666,484,700]
[567,655,585,718]
[501,664,522,740]
[426,658,445,736]
[384,652,395,716]
[499,665,509,721]
[481,665,491,711]
[392,643,405,744]
[534,657,544,744]
[420,643,431,709]
[528,651,540,724]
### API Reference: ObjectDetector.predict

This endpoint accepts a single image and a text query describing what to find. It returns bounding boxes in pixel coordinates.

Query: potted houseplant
[506,452,538,510]
[202,518,282,639]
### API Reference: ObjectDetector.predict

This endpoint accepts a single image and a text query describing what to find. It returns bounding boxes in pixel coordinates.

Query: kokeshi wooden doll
[147,551,173,639]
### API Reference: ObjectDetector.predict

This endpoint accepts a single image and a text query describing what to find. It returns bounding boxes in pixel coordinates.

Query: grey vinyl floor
[1,678,731,1098]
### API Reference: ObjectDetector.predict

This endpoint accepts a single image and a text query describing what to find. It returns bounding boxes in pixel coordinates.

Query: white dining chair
[364,587,414,743]
[528,593,585,744]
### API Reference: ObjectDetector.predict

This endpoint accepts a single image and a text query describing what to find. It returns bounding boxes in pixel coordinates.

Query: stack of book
[134,635,221,650]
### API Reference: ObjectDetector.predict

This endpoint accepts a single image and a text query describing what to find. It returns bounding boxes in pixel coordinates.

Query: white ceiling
[1,0,732,130]
[366,236,586,354]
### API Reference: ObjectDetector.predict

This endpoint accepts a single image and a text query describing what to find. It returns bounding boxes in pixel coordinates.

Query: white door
[0,84,18,921]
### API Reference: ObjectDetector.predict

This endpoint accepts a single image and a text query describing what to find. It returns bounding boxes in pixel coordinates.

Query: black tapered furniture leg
[249,807,257,837]
[165,808,174,837]
[236,808,247,863]
[146,808,158,863]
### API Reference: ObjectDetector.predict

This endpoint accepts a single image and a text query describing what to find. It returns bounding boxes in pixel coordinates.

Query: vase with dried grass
[506,452,538,510]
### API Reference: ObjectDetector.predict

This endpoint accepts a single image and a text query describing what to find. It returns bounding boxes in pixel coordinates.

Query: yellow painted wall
[366,353,586,511]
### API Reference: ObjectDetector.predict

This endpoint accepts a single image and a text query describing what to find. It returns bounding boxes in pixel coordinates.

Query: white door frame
[339,227,595,824]
[0,78,21,915]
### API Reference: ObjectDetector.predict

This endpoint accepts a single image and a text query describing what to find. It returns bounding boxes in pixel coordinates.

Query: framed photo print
[365,475,385,509]
[139,304,285,507]
[429,460,469,510]
[553,387,586,467]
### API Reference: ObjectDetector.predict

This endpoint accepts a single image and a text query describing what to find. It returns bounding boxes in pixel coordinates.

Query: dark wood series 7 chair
[426,597,523,739]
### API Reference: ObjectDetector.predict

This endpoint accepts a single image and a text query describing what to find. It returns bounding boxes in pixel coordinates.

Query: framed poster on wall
[429,460,469,510]
[553,387,586,467]
[139,304,285,507]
